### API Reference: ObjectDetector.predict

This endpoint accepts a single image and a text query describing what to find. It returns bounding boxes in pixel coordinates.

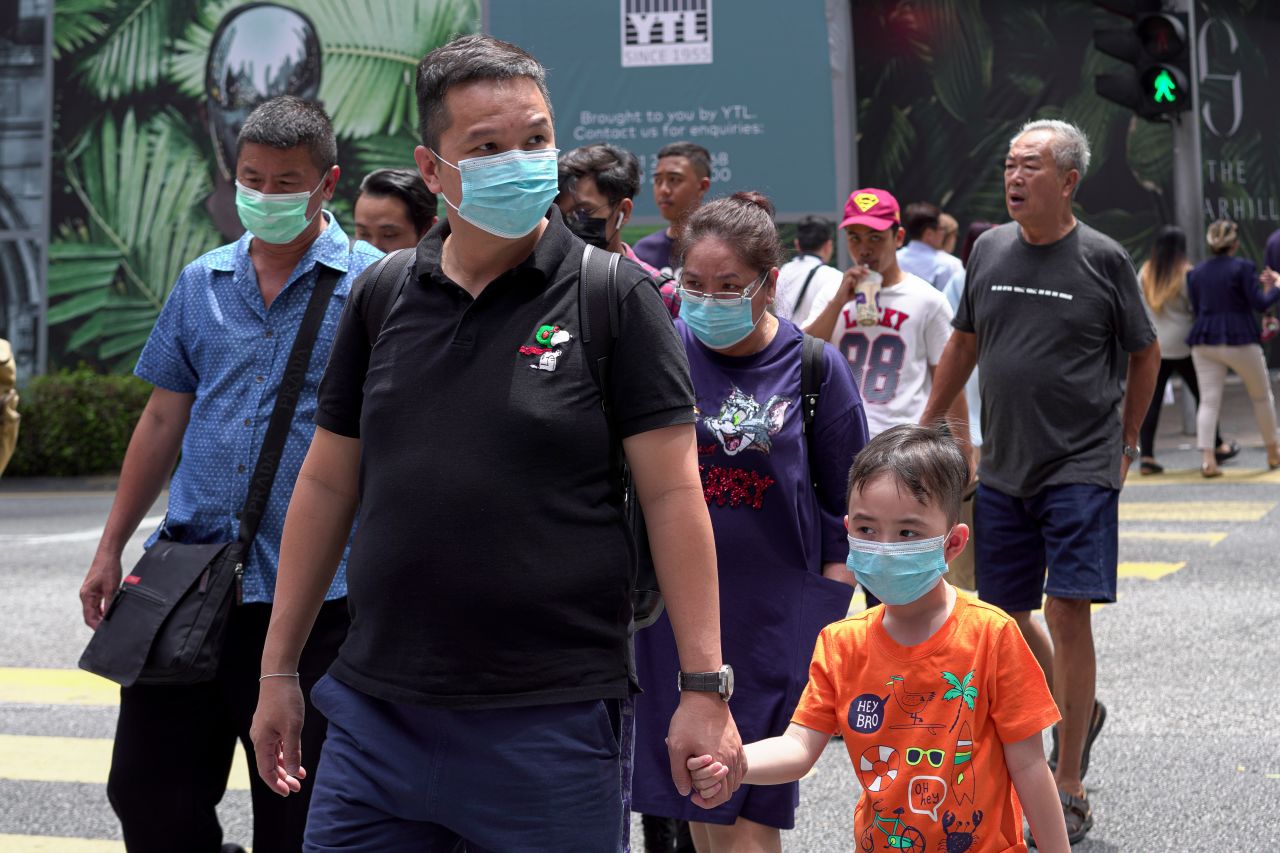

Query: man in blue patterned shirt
[78,96,381,853]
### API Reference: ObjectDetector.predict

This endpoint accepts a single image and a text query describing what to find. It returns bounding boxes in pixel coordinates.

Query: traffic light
[1093,2,1192,120]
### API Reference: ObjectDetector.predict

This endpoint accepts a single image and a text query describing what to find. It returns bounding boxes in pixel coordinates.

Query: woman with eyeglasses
[631,191,869,852]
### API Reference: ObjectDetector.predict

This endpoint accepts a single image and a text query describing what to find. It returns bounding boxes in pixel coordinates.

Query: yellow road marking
[1119,501,1274,521]
[0,668,119,706]
[1117,561,1185,581]
[1125,468,1280,486]
[1119,531,1228,545]
[0,734,251,790]
[0,837,124,852]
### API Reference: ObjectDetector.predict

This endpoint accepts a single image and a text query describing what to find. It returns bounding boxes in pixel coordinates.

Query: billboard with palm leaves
[47,0,479,371]
[852,1,1280,265]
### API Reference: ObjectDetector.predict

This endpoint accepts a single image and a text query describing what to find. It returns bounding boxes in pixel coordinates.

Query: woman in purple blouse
[1188,218,1280,476]
[631,192,869,851]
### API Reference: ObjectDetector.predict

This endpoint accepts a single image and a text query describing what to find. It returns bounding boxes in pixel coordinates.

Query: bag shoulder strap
[793,261,823,319]
[362,248,416,345]
[579,244,622,415]
[236,264,342,547]
[800,333,824,488]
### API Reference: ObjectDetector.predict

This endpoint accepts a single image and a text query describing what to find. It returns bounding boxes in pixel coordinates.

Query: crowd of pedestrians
[69,28,1280,853]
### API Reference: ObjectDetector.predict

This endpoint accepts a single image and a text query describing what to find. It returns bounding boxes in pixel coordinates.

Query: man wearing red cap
[807,188,967,440]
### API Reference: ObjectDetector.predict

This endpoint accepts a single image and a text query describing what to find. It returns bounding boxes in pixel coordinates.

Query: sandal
[1059,789,1094,844]
[1139,459,1163,475]
[1048,700,1107,780]
[1214,439,1240,463]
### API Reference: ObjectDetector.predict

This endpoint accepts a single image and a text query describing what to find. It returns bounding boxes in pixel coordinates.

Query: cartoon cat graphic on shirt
[704,386,791,456]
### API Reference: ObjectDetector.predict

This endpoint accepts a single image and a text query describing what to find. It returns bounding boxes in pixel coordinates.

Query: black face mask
[566,215,611,249]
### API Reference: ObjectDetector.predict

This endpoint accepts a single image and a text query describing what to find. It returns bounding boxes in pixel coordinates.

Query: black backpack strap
[237,265,342,546]
[800,333,824,488]
[361,248,416,345]
[579,244,621,403]
[793,262,823,319]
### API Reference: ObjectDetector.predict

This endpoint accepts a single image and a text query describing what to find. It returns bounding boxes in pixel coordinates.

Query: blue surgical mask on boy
[845,532,950,605]
[432,147,560,239]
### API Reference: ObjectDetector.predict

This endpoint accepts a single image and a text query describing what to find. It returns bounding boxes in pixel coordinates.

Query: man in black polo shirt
[250,35,743,851]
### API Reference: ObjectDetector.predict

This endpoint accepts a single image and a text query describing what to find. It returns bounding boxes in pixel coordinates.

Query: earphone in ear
[615,210,625,230]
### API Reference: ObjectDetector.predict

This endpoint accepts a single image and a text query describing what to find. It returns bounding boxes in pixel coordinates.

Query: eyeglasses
[678,273,768,304]
[904,747,945,768]
[566,200,613,223]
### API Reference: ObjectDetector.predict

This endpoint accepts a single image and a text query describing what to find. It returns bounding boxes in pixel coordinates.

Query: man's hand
[79,552,122,629]
[250,678,308,797]
[1121,453,1133,482]
[666,693,745,808]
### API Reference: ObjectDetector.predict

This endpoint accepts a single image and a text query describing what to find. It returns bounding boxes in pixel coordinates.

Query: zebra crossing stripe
[0,734,251,790]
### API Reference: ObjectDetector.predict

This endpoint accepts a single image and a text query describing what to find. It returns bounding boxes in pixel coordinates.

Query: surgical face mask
[432,147,560,239]
[235,176,325,244]
[845,532,950,606]
[566,208,624,250]
[678,275,767,350]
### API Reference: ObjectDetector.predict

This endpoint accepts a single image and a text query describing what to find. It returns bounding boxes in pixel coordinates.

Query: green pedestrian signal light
[1152,68,1177,103]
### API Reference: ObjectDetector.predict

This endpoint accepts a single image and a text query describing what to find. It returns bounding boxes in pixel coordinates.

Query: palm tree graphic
[941,671,978,733]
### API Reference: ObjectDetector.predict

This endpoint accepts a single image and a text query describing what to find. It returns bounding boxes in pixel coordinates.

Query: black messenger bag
[79,266,340,687]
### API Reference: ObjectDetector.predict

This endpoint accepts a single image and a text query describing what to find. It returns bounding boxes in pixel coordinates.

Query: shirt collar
[415,206,571,290]
[218,211,352,276]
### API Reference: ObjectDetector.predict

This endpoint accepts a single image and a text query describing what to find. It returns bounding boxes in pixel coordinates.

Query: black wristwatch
[677,665,734,702]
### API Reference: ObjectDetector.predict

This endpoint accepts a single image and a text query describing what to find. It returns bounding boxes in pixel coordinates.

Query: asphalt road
[2,416,1279,850]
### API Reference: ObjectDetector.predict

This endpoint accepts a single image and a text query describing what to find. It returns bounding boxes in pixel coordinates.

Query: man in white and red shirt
[807,188,967,439]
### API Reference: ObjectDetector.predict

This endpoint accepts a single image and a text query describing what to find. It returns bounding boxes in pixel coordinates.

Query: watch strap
[678,671,722,692]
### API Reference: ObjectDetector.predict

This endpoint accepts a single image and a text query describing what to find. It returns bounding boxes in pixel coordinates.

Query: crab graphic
[703,386,791,456]
[939,809,983,853]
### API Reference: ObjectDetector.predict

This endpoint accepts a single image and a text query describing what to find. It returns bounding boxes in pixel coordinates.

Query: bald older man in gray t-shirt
[922,120,1159,844]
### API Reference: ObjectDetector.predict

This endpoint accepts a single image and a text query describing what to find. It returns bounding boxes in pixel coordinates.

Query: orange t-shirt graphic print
[792,593,1059,853]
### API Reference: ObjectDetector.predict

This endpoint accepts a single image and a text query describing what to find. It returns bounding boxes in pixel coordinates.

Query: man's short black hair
[902,202,942,241]
[558,144,641,206]
[236,95,337,173]
[359,168,438,234]
[657,141,711,180]
[795,216,834,252]
[416,34,553,152]
[847,424,969,525]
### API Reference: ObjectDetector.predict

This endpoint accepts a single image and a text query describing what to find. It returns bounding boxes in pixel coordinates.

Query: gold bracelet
[259,672,301,682]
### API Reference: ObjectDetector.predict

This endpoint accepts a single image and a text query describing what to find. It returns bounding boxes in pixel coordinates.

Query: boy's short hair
[795,215,834,252]
[656,141,711,179]
[846,424,969,524]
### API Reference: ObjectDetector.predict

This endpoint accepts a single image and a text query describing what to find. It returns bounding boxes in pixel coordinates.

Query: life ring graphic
[857,745,900,792]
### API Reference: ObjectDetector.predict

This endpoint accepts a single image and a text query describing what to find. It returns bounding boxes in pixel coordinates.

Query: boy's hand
[685,754,730,806]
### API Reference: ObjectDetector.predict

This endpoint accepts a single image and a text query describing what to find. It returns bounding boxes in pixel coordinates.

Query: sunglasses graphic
[904,747,946,768]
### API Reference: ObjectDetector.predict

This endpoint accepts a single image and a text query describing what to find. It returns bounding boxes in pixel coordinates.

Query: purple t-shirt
[631,318,869,826]
[632,228,676,272]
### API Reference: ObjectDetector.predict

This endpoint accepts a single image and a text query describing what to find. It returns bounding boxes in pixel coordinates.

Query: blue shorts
[305,675,623,852]
[973,482,1119,612]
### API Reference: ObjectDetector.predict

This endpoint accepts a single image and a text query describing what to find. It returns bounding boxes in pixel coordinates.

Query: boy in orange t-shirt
[689,425,1069,852]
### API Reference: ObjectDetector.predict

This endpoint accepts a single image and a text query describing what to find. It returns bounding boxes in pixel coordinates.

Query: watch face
[721,665,734,700]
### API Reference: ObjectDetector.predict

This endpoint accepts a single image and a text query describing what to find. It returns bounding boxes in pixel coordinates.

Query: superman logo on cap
[854,192,880,212]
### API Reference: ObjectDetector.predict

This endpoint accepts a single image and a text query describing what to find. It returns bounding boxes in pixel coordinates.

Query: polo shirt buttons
[265,330,274,338]
[243,418,252,426]
[256,375,265,382]
[237,464,246,473]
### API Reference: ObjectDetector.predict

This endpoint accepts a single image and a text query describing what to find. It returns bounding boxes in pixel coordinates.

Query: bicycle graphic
[859,802,926,852]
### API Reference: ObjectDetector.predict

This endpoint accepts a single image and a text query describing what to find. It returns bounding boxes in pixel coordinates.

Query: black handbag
[79,266,340,687]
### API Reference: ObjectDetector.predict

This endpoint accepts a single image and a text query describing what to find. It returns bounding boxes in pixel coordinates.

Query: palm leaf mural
[75,0,202,99]
[352,130,424,176]
[168,0,478,139]
[48,110,222,369]
[53,0,114,61]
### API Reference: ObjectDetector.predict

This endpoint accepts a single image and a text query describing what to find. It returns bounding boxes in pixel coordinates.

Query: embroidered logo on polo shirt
[519,323,573,372]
